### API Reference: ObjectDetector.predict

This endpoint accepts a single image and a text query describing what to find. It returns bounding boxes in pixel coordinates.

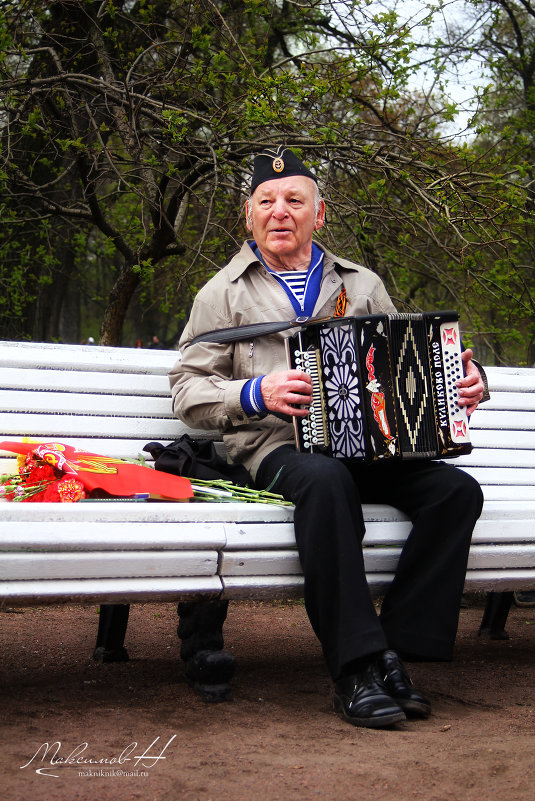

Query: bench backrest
[0,341,193,474]
[1,341,535,502]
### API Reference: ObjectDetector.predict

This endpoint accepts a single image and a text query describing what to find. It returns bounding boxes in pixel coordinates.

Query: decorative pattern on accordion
[320,323,366,458]
[390,317,436,455]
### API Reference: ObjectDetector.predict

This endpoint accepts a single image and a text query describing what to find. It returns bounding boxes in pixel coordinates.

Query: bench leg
[478,592,514,640]
[93,604,130,662]
[177,599,236,703]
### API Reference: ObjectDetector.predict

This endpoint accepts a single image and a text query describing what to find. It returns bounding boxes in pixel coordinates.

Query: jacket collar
[227,240,361,281]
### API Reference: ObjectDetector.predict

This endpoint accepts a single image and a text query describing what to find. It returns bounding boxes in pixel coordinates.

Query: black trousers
[255,446,483,681]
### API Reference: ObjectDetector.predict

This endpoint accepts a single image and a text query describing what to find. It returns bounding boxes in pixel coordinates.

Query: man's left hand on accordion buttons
[259,370,313,418]
[458,349,485,415]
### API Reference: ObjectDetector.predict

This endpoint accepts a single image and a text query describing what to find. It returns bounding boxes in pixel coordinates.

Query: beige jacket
[169,240,396,478]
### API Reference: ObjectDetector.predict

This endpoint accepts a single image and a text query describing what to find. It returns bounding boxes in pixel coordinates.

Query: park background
[1,0,535,365]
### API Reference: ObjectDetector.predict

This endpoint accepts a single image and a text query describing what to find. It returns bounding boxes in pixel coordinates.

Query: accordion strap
[471,359,491,403]
[188,316,330,347]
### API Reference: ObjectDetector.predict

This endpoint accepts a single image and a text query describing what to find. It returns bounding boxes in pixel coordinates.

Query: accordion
[285,311,472,462]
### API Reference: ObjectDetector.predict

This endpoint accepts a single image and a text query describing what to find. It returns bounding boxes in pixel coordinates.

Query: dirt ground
[1,596,535,801]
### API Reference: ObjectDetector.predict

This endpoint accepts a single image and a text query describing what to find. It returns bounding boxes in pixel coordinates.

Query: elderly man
[169,146,485,728]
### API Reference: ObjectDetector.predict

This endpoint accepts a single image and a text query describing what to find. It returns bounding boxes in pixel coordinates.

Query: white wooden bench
[1,340,535,673]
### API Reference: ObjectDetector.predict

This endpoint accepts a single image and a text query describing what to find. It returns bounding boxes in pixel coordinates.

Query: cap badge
[272,157,284,173]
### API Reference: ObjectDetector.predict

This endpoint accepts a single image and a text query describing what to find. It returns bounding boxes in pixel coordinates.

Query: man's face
[246,175,325,267]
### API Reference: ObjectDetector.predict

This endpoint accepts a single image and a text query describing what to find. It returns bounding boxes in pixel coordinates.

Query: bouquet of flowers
[0,440,193,502]
[0,450,87,503]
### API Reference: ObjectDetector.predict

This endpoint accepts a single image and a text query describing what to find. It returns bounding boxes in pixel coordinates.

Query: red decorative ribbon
[0,441,193,501]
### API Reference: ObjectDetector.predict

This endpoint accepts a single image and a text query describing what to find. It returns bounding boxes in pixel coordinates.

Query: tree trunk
[99,265,141,346]
[34,232,78,343]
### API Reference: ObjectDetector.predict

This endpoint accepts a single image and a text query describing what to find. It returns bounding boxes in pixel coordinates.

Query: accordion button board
[285,311,472,462]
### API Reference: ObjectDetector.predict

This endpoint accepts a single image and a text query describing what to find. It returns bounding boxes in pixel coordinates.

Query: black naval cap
[250,146,318,194]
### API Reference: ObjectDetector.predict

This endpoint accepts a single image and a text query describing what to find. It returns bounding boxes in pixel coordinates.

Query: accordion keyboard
[293,345,330,449]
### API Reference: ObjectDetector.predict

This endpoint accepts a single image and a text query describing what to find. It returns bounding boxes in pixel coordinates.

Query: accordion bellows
[285,312,472,462]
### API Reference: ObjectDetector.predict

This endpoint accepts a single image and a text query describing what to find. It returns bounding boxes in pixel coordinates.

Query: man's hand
[260,370,313,417]
[458,349,485,416]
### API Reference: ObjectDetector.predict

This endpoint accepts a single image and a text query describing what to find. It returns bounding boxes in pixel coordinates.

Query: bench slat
[481,485,535,501]
[0,368,171,396]
[0,412,188,439]
[0,499,295,523]
[221,574,304,599]
[220,550,413,576]
[0,522,227,550]
[478,391,535,411]
[463,568,535,591]
[469,409,535,430]
[456,449,535,468]
[479,500,535,518]
[1,389,173,417]
[469,430,535,450]
[0,551,218,580]
[0,341,177,374]
[468,545,535,568]
[224,515,535,548]
[0,576,223,605]
[484,367,535,392]
[221,569,535,599]
[459,466,535,484]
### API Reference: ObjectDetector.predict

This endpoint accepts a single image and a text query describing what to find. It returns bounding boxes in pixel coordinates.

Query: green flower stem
[0,473,57,501]
[188,478,292,506]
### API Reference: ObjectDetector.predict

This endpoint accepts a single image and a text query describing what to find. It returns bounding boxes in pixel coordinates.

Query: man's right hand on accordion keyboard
[457,349,485,416]
[260,370,313,417]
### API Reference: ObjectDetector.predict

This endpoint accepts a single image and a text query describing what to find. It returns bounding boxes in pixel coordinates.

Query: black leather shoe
[184,649,236,685]
[379,650,431,718]
[184,650,236,703]
[333,663,406,728]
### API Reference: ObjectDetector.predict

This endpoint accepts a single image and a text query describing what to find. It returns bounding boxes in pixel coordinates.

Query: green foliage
[432,0,535,363]
[0,0,533,359]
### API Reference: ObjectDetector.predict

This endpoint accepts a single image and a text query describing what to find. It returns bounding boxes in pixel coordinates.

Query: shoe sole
[513,593,535,607]
[396,699,431,719]
[333,696,406,729]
